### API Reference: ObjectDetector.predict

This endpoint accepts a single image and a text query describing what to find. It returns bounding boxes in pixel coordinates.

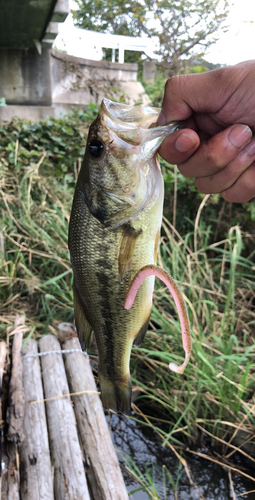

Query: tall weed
[1,112,255,468]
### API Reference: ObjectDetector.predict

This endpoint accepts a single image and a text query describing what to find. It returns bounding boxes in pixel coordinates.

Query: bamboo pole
[39,335,90,500]
[58,323,129,500]
[19,339,54,500]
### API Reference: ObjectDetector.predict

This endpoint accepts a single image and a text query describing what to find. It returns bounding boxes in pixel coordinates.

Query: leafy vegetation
[1,111,255,496]
[0,104,98,177]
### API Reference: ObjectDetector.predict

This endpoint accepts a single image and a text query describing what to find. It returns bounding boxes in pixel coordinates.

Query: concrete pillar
[143,60,157,84]
[0,47,52,105]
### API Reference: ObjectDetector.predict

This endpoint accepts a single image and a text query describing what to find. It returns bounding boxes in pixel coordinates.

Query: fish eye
[88,139,104,158]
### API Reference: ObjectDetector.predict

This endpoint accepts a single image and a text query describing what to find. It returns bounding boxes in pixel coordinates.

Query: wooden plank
[58,323,129,500]
[39,335,90,500]
[7,315,26,443]
[0,341,7,499]
[19,339,54,500]
[2,315,26,500]
[1,443,20,500]
[0,341,18,500]
[0,340,7,397]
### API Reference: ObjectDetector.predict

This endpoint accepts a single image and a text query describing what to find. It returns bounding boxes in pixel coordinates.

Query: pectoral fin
[73,282,93,350]
[118,224,142,281]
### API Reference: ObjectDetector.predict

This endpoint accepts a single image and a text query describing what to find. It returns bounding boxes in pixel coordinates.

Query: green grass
[131,214,255,430]
[0,156,74,334]
[1,112,255,497]
[118,455,183,500]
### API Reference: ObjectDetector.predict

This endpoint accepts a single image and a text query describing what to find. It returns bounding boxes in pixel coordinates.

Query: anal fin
[133,313,150,346]
[73,282,93,350]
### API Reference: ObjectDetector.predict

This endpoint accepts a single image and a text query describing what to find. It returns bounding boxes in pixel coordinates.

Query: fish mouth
[100,98,184,151]
[102,99,161,128]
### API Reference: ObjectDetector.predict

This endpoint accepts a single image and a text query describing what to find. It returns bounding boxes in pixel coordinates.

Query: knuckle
[205,141,225,169]
[242,166,255,198]
[195,178,214,194]
[178,163,193,178]
[164,74,186,97]
[223,164,255,202]
[164,75,179,93]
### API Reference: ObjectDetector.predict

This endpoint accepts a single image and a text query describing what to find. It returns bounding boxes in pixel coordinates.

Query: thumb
[158,128,200,165]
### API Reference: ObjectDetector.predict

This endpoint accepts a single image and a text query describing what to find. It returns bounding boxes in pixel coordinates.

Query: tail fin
[99,373,132,414]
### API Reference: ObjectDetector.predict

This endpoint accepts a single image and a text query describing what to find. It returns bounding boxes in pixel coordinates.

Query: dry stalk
[196,423,255,463]
[173,165,177,228]
[185,448,255,483]
[228,470,237,500]
[194,194,210,253]
[238,489,255,497]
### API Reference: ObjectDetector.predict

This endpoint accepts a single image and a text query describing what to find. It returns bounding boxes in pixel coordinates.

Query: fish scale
[69,98,183,413]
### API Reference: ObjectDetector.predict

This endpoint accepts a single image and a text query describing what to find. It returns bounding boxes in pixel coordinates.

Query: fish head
[79,99,183,228]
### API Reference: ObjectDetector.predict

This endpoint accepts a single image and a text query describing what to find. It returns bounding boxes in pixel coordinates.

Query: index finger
[157,68,242,125]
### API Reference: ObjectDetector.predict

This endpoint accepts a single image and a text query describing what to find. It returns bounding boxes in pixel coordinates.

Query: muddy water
[108,415,255,499]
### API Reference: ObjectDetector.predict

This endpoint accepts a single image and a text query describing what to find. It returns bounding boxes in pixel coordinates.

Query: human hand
[158,61,255,203]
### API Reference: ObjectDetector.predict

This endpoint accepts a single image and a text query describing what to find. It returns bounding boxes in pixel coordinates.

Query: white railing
[55,15,158,63]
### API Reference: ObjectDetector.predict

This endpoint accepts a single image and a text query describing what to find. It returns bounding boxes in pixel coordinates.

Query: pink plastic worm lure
[124,264,192,374]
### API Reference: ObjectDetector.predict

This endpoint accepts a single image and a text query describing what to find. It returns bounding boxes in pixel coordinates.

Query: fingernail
[157,111,166,126]
[175,132,198,153]
[228,124,252,148]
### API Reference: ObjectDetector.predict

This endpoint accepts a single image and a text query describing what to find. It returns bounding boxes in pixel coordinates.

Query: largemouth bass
[68,99,191,414]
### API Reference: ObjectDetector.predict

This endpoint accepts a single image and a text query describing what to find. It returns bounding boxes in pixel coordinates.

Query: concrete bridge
[0,0,69,120]
[0,0,152,121]
[0,0,68,50]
